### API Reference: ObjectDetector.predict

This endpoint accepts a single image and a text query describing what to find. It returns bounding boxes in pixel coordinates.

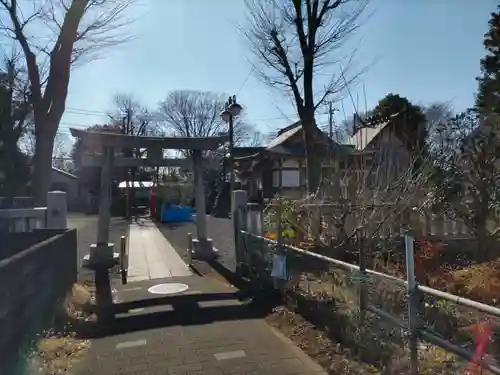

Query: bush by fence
[234,199,500,374]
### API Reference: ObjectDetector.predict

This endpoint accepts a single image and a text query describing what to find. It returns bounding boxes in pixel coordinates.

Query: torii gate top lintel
[70,128,228,151]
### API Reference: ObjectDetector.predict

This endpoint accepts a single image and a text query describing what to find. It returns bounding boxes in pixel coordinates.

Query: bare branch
[244,0,370,192]
[0,0,134,204]
[157,90,256,148]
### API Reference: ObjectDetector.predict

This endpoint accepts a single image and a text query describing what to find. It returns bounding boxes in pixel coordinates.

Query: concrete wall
[0,229,77,374]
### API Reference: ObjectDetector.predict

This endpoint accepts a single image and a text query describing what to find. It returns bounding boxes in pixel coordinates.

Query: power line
[63,108,305,122]
[62,107,331,124]
[236,65,255,96]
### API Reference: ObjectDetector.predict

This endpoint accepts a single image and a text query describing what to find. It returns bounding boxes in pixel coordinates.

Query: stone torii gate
[70,128,228,269]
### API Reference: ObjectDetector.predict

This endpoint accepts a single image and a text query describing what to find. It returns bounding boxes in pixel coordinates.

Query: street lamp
[220,95,243,204]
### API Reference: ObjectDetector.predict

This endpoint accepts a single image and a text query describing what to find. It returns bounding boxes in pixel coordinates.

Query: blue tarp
[161,205,193,223]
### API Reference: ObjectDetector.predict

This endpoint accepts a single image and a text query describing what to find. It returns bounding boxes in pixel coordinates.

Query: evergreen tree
[372,93,427,154]
[476,7,500,117]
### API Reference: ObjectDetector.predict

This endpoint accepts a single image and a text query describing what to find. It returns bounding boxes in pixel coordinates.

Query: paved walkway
[156,215,236,272]
[128,220,192,282]
[78,275,325,375]
[72,217,326,375]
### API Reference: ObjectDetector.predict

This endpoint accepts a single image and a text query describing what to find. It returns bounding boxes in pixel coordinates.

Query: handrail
[239,216,500,373]
[242,229,500,315]
[240,230,407,286]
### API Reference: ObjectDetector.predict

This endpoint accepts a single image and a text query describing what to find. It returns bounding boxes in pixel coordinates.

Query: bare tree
[157,90,254,151]
[51,132,73,172]
[0,52,32,202]
[0,0,132,205]
[245,0,369,193]
[267,148,430,248]
[108,93,159,137]
[429,110,500,254]
[246,130,265,147]
[422,101,455,156]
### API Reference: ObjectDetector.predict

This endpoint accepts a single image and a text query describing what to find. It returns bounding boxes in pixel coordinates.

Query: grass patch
[30,283,96,375]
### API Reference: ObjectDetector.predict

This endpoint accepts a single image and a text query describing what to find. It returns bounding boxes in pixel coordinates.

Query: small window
[273,170,300,187]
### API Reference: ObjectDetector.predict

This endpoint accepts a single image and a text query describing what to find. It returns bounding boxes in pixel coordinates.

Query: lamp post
[220,95,242,202]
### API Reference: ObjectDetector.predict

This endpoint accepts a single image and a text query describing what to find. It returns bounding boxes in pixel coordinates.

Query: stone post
[232,189,247,273]
[247,203,263,236]
[86,146,116,268]
[46,191,68,229]
[192,150,214,259]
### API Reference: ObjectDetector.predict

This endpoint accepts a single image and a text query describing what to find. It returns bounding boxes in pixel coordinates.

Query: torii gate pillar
[84,146,117,269]
[191,150,216,259]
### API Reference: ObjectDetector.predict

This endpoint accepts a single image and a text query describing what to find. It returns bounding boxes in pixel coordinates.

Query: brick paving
[77,275,326,375]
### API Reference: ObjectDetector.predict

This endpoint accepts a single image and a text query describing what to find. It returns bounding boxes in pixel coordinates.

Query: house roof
[235,121,350,165]
[346,120,391,150]
[52,167,78,180]
[266,122,303,155]
[232,147,266,158]
[346,112,403,150]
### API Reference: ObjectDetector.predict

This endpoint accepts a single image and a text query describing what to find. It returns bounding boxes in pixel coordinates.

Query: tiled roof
[266,122,303,153]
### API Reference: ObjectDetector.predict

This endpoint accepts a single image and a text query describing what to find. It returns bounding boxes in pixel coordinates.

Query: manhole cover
[148,283,189,295]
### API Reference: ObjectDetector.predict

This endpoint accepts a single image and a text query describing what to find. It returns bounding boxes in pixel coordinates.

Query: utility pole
[327,101,338,139]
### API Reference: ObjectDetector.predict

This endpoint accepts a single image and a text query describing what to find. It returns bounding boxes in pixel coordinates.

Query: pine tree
[476,7,500,117]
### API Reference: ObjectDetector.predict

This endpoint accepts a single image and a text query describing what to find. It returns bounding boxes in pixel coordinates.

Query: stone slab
[127,219,192,282]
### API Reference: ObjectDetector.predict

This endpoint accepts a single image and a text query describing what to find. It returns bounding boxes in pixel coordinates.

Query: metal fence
[235,202,500,374]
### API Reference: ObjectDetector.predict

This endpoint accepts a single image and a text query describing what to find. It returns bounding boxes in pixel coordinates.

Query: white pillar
[191,150,214,259]
[46,191,67,229]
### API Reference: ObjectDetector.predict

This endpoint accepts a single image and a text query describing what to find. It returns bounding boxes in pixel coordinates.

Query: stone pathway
[127,219,192,282]
[78,275,326,375]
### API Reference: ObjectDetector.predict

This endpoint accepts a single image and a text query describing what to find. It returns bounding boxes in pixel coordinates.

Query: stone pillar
[232,189,248,273]
[46,191,67,229]
[85,146,116,269]
[193,150,207,240]
[192,150,214,259]
[247,203,263,236]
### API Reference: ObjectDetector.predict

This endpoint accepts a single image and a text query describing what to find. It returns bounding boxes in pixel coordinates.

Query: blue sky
[60,0,498,139]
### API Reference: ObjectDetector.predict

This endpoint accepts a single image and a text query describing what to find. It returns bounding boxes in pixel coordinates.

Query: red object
[463,321,494,374]
[149,187,157,219]
[414,238,443,284]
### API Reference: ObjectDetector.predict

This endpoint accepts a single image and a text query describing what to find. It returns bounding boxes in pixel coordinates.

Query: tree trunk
[301,112,322,244]
[302,116,321,195]
[32,134,55,206]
